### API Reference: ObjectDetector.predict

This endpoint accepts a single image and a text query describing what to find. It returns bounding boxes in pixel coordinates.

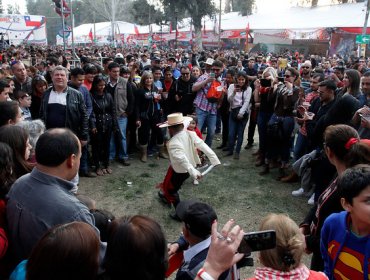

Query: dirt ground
[78,134,312,278]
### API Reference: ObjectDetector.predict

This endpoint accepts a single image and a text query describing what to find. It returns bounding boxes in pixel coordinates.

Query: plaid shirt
[193,74,218,114]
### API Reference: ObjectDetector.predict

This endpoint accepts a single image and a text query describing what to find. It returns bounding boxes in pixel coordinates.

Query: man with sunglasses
[192,60,224,147]
[300,60,312,95]
[168,66,197,115]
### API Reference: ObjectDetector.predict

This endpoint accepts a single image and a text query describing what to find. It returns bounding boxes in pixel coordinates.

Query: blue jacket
[320,211,370,280]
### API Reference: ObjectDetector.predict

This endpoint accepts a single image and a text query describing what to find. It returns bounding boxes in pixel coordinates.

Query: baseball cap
[175,200,217,238]
[115,53,124,59]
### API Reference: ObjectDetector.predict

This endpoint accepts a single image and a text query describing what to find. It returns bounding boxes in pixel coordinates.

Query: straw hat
[205,58,214,65]
[159,113,193,128]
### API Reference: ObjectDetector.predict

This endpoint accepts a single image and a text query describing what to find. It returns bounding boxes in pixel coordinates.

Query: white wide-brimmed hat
[205,58,214,65]
[159,113,193,128]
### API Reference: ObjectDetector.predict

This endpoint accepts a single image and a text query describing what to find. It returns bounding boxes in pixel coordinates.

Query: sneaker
[292,187,305,197]
[157,191,171,207]
[244,142,254,149]
[193,179,199,185]
[307,193,315,205]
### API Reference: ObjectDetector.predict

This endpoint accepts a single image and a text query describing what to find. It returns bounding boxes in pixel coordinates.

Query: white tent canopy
[67,2,370,44]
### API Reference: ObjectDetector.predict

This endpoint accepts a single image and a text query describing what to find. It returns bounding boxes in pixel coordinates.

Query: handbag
[267,119,284,141]
[206,80,222,103]
[230,88,249,121]
[231,107,248,121]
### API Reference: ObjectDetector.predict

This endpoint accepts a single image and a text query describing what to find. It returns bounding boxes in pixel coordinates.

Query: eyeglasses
[284,75,291,78]
[212,68,221,72]
[181,72,190,75]
[301,66,310,69]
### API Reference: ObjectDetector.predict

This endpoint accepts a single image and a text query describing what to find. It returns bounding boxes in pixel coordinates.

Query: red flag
[88,28,93,42]
[169,22,172,34]
[246,22,250,43]
[134,24,139,35]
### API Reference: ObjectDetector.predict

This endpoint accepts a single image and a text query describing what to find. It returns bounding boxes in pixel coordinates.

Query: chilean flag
[24,16,41,27]
[134,24,139,35]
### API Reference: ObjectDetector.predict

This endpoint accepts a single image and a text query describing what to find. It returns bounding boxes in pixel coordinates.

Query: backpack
[206,80,222,103]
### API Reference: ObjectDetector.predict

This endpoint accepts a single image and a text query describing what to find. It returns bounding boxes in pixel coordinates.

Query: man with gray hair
[39,65,89,148]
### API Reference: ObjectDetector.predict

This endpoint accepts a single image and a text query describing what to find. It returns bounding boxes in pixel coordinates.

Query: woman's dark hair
[0,142,15,198]
[343,69,361,95]
[35,128,80,167]
[91,74,106,94]
[337,164,370,205]
[104,215,168,280]
[237,71,249,91]
[31,75,48,94]
[83,63,98,75]
[0,79,10,93]
[324,124,370,168]
[0,101,19,126]
[27,222,100,280]
[0,125,32,178]
[91,209,115,242]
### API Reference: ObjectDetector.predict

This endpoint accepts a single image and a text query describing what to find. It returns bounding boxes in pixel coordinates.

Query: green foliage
[128,0,164,25]
[161,0,216,29]
[232,0,254,16]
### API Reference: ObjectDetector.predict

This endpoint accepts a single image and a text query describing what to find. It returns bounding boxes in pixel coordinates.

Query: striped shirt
[193,74,218,114]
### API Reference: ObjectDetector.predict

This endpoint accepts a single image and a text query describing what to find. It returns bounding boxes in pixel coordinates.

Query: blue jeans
[109,116,128,160]
[267,114,295,164]
[294,131,308,161]
[196,107,217,147]
[228,114,248,154]
[79,144,89,173]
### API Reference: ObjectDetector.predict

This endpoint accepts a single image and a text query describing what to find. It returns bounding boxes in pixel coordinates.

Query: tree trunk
[191,14,203,51]
[311,0,319,6]
[224,0,231,13]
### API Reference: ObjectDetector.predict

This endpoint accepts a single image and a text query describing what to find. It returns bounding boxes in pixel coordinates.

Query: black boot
[259,164,269,175]
[276,167,287,181]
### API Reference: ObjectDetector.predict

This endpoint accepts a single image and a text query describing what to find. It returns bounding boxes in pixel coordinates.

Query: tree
[128,0,164,25]
[231,0,254,16]
[81,0,131,44]
[161,0,216,50]
[7,3,20,14]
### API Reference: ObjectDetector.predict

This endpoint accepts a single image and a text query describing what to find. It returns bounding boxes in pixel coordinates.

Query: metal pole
[175,9,178,49]
[111,0,116,47]
[362,0,370,36]
[218,0,222,50]
[61,0,66,52]
[93,11,96,45]
[70,0,75,53]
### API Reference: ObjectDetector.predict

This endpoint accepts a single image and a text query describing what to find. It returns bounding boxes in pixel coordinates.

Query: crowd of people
[0,43,369,279]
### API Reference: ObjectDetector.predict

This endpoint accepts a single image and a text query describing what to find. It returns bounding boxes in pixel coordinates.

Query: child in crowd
[14,91,32,121]
[321,165,370,280]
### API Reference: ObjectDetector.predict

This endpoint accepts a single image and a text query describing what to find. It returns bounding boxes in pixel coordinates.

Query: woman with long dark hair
[300,124,370,271]
[30,75,48,119]
[135,72,165,162]
[90,75,117,176]
[225,71,252,159]
[0,125,33,178]
[103,215,167,280]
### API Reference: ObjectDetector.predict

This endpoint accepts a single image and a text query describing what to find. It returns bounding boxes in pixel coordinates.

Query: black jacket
[167,77,196,115]
[40,86,89,141]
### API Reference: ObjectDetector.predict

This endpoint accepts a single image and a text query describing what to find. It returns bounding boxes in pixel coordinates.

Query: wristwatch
[197,268,216,280]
